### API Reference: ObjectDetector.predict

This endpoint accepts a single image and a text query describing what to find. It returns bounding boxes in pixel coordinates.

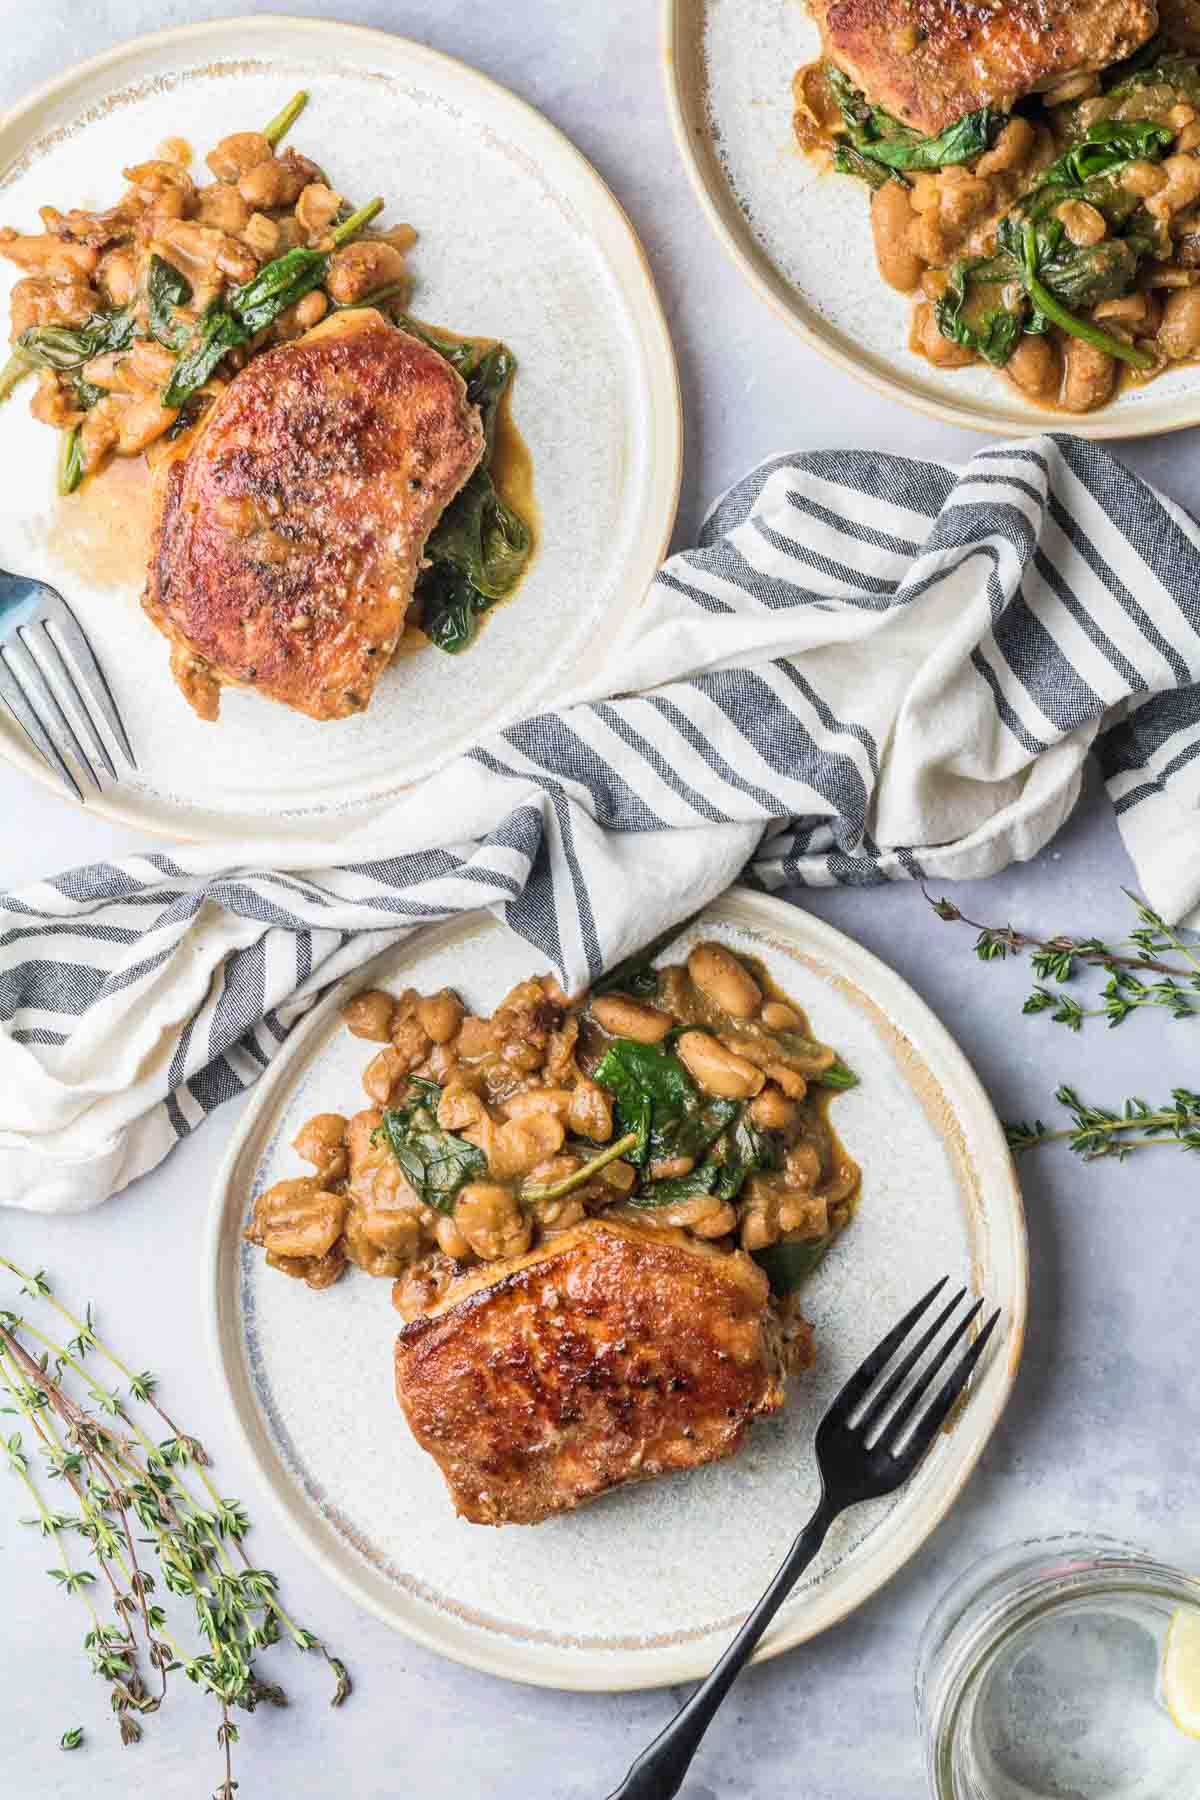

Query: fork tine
[5,639,99,789]
[888,1308,1002,1475]
[30,621,118,780]
[824,1277,949,1425]
[874,1297,987,1456]
[854,1286,966,1438]
[40,592,135,768]
[0,658,82,800]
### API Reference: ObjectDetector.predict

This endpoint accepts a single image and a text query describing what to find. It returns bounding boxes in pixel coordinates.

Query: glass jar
[917,1534,1200,1800]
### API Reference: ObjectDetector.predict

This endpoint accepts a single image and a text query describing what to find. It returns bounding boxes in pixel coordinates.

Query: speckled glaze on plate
[0,17,681,840]
[664,0,1200,439]
[206,890,1027,1691]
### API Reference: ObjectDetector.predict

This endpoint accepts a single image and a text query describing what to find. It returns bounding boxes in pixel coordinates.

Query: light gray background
[1,5,1198,1797]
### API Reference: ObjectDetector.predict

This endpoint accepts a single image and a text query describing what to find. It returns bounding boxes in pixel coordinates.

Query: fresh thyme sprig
[1006,1086,1200,1161]
[926,887,1200,1030]
[0,1255,349,1788]
[926,888,1199,1159]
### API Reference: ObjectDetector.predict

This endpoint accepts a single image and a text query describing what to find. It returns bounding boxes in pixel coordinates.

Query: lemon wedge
[1163,1606,1200,1738]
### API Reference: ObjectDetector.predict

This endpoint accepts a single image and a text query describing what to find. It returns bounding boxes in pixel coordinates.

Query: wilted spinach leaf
[402,324,533,652]
[1039,118,1174,189]
[147,254,193,351]
[831,142,895,190]
[629,1109,780,1208]
[417,561,497,654]
[162,299,250,408]
[375,1077,486,1214]
[712,1114,782,1200]
[16,304,135,372]
[427,467,532,601]
[592,1039,701,1167]
[825,64,1002,177]
[465,344,516,453]
[231,245,332,336]
[1033,234,1140,310]
[935,259,1027,366]
[394,313,481,375]
[812,1057,860,1092]
[753,1231,834,1298]
[628,1164,720,1207]
[670,1097,743,1166]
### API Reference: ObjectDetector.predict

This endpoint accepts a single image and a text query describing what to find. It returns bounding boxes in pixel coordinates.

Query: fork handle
[605,1494,839,1800]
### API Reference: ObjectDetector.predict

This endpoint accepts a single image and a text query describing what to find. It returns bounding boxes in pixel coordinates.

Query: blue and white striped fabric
[3,433,1198,1211]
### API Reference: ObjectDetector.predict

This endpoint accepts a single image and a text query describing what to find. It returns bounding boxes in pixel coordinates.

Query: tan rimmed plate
[0,17,681,840]
[206,890,1027,1691]
[664,0,1200,439]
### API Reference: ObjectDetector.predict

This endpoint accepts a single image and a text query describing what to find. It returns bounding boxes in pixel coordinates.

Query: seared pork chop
[394,1218,786,1526]
[808,0,1159,137]
[144,309,484,722]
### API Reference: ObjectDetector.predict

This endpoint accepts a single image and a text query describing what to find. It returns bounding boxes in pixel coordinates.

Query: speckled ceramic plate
[664,0,1200,439]
[0,17,680,840]
[206,890,1027,1691]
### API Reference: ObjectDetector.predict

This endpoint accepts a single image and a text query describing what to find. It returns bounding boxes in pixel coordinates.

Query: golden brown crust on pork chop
[808,0,1159,136]
[393,1219,786,1526]
[143,309,484,721]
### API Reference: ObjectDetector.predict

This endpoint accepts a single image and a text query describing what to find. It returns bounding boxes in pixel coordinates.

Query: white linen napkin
[2,433,1198,1212]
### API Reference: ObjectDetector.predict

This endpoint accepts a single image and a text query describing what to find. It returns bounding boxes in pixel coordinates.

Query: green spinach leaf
[993,211,1149,360]
[592,1038,700,1167]
[162,300,250,408]
[16,304,135,373]
[1039,118,1174,188]
[426,467,532,601]
[711,1113,781,1201]
[753,1231,834,1298]
[230,245,330,336]
[619,1097,777,1207]
[399,324,532,651]
[1033,234,1140,310]
[825,65,1003,175]
[394,313,481,375]
[147,254,193,351]
[935,258,1027,364]
[417,561,497,655]
[57,425,84,497]
[669,1097,743,1166]
[375,1078,487,1214]
[467,345,516,449]
[831,142,896,190]
[628,1164,720,1207]
[812,1057,860,1092]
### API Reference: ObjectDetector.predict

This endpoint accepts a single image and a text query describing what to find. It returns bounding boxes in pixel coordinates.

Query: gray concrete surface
[1,5,1197,1797]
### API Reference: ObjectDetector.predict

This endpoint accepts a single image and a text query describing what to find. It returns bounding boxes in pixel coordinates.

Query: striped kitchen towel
[2,433,1198,1211]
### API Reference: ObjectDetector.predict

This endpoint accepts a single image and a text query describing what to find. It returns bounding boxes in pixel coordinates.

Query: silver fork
[0,568,134,799]
[606,1278,1002,1800]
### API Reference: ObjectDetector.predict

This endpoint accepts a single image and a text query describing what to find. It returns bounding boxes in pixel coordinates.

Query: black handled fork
[606,1278,1002,1800]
